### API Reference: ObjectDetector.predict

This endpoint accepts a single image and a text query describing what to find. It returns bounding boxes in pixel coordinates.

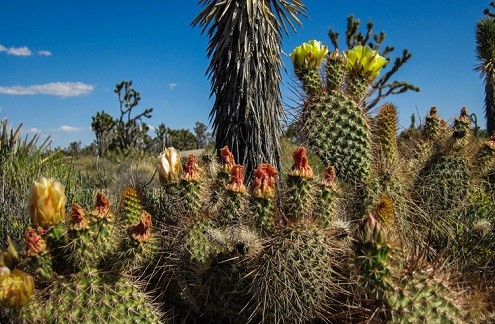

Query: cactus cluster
[0,178,163,323]
[1,40,495,323]
[147,147,352,322]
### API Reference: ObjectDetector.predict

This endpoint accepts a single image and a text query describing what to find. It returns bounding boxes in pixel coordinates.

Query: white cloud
[0,45,6,52]
[168,83,177,90]
[7,46,32,56]
[0,82,94,97]
[28,128,41,133]
[59,125,79,132]
[38,50,52,56]
[47,125,84,133]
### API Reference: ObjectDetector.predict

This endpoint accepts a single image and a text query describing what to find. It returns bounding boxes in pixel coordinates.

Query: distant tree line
[71,80,212,157]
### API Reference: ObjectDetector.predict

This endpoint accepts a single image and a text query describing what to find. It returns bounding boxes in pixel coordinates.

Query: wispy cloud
[168,83,177,90]
[47,125,85,133]
[59,125,79,132]
[0,44,52,57]
[6,46,32,56]
[38,50,52,57]
[0,82,94,97]
[28,128,41,133]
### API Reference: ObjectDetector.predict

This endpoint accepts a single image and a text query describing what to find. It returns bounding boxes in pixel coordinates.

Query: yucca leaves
[475,16,495,135]
[193,0,305,178]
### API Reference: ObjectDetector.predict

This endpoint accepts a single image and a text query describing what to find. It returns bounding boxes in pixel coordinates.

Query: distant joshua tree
[91,111,115,156]
[476,2,495,135]
[328,15,420,111]
[193,0,306,178]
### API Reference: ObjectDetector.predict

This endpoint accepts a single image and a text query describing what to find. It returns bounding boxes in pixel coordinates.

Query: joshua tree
[193,0,306,179]
[113,81,153,151]
[91,111,116,156]
[193,121,209,149]
[328,15,419,110]
[476,2,495,135]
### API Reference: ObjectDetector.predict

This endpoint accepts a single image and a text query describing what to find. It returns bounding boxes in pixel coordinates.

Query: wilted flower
[361,213,384,245]
[373,196,395,226]
[290,40,329,70]
[252,163,278,199]
[345,45,388,80]
[453,106,471,139]
[289,147,314,179]
[0,268,35,308]
[91,192,112,219]
[69,203,89,231]
[128,211,153,243]
[1,237,19,269]
[182,155,202,182]
[28,177,66,229]
[324,166,336,184]
[25,227,47,257]
[157,147,182,184]
[220,146,236,174]
[226,164,247,194]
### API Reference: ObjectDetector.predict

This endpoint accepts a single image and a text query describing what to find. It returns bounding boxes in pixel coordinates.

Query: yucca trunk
[485,72,495,135]
[194,0,305,179]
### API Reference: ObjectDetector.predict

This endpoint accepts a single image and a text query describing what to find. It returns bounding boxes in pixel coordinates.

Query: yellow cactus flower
[290,40,329,70]
[0,268,35,308]
[28,177,67,229]
[157,147,182,183]
[345,45,388,80]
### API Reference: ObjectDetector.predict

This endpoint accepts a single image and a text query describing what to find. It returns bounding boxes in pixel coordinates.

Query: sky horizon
[0,1,489,149]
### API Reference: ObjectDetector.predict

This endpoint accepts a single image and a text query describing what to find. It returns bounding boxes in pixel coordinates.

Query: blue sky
[0,1,488,149]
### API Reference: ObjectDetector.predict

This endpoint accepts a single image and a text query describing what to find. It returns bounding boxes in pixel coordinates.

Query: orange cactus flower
[25,227,47,257]
[182,155,202,182]
[128,211,153,243]
[226,164,247,194]
[289,147,314,179]
[220,146,236,173]
[252,163,278,199]
[69,203,89,231]
[91,192,112,219]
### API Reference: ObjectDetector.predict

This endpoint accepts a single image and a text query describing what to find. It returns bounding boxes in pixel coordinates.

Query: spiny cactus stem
[315,184,336,228]
[253,197,275,235]
[26,253,54,282]
[221,191,245,225]
[345,75,370,105]
[286,175,313,222]
[297,68,322,97]
[325,50,346,91]
[180,180,202,216]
